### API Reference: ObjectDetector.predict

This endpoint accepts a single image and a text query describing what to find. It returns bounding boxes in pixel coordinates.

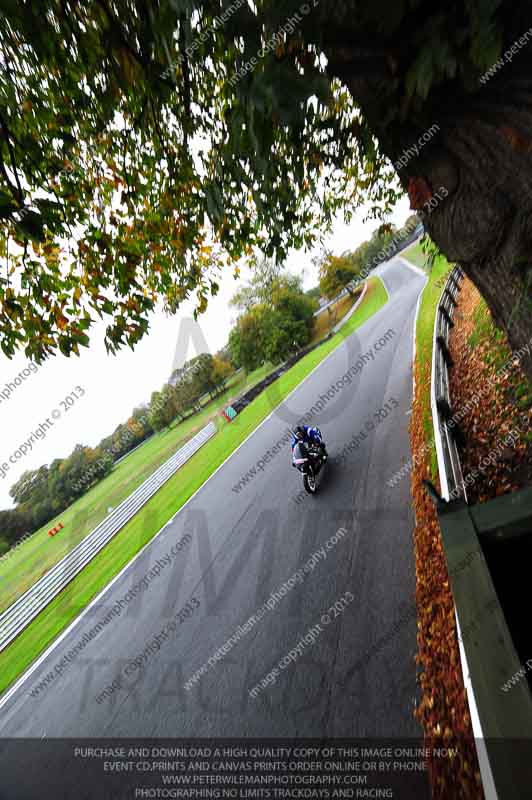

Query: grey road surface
[0,258,429,798]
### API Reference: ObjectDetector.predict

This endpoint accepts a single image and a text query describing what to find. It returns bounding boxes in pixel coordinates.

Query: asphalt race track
[0,257,430,798]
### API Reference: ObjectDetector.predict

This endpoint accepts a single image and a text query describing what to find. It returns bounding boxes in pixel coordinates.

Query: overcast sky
[0,194,411,508]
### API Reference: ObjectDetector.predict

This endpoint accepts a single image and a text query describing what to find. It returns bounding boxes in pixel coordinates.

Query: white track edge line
[398,255,426,278]
[454,610,499,800]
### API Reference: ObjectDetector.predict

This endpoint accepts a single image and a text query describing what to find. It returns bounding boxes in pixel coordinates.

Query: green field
[0,276,387,696]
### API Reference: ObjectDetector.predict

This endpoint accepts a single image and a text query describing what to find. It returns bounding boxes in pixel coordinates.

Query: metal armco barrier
[431,265,467,500]
[0,421,217,653]
[428,269,532,799]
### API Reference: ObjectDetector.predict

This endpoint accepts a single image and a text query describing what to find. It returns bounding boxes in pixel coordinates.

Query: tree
[174,376,201,416]
[1,3,531,377]
[263,310,307,363]
[10,466,49,507]
[189,353,218,399]
[215,343,235,367]
[148,386,178,431]
[270,280,316,358]
[229,255,284,312]
[32,498,56,530]
[305,286,321,303]
[211,356,233,392]
[0,508,31,547]
[229,305,274,372]
[130,406,154,436]
[318,252,362,300]
[229,274,315,367]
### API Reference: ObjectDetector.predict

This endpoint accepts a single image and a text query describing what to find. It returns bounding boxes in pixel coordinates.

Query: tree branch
[0,152,18,200]
[178,14,192,149]
[94,0,150,70]
[0,112,23,203]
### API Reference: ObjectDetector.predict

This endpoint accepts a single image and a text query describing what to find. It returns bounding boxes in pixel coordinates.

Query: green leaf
[0,188,17,216]
[0,201,18,220]
[34,198,63,225]
[15,210,45,242]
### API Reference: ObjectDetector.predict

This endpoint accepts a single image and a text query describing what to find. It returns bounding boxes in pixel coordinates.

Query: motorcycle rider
[291,425,327,466]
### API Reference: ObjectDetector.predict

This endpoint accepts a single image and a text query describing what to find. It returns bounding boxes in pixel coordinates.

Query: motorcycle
[292,440,327,495]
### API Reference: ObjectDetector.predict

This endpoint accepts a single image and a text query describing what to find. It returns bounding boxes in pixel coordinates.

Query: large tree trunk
[415,108,532,379]
[324,39,532,380]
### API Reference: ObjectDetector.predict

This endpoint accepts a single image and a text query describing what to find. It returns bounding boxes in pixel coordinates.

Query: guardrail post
[436,335,454,368]
[442,287,458,307]
[438,304,455,328]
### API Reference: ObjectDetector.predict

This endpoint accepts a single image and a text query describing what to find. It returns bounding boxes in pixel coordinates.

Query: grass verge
[407,242,452,479]
[0,276,387,697]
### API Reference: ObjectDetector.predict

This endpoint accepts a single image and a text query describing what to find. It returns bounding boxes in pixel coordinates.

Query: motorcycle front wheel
[303,467,317,494]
